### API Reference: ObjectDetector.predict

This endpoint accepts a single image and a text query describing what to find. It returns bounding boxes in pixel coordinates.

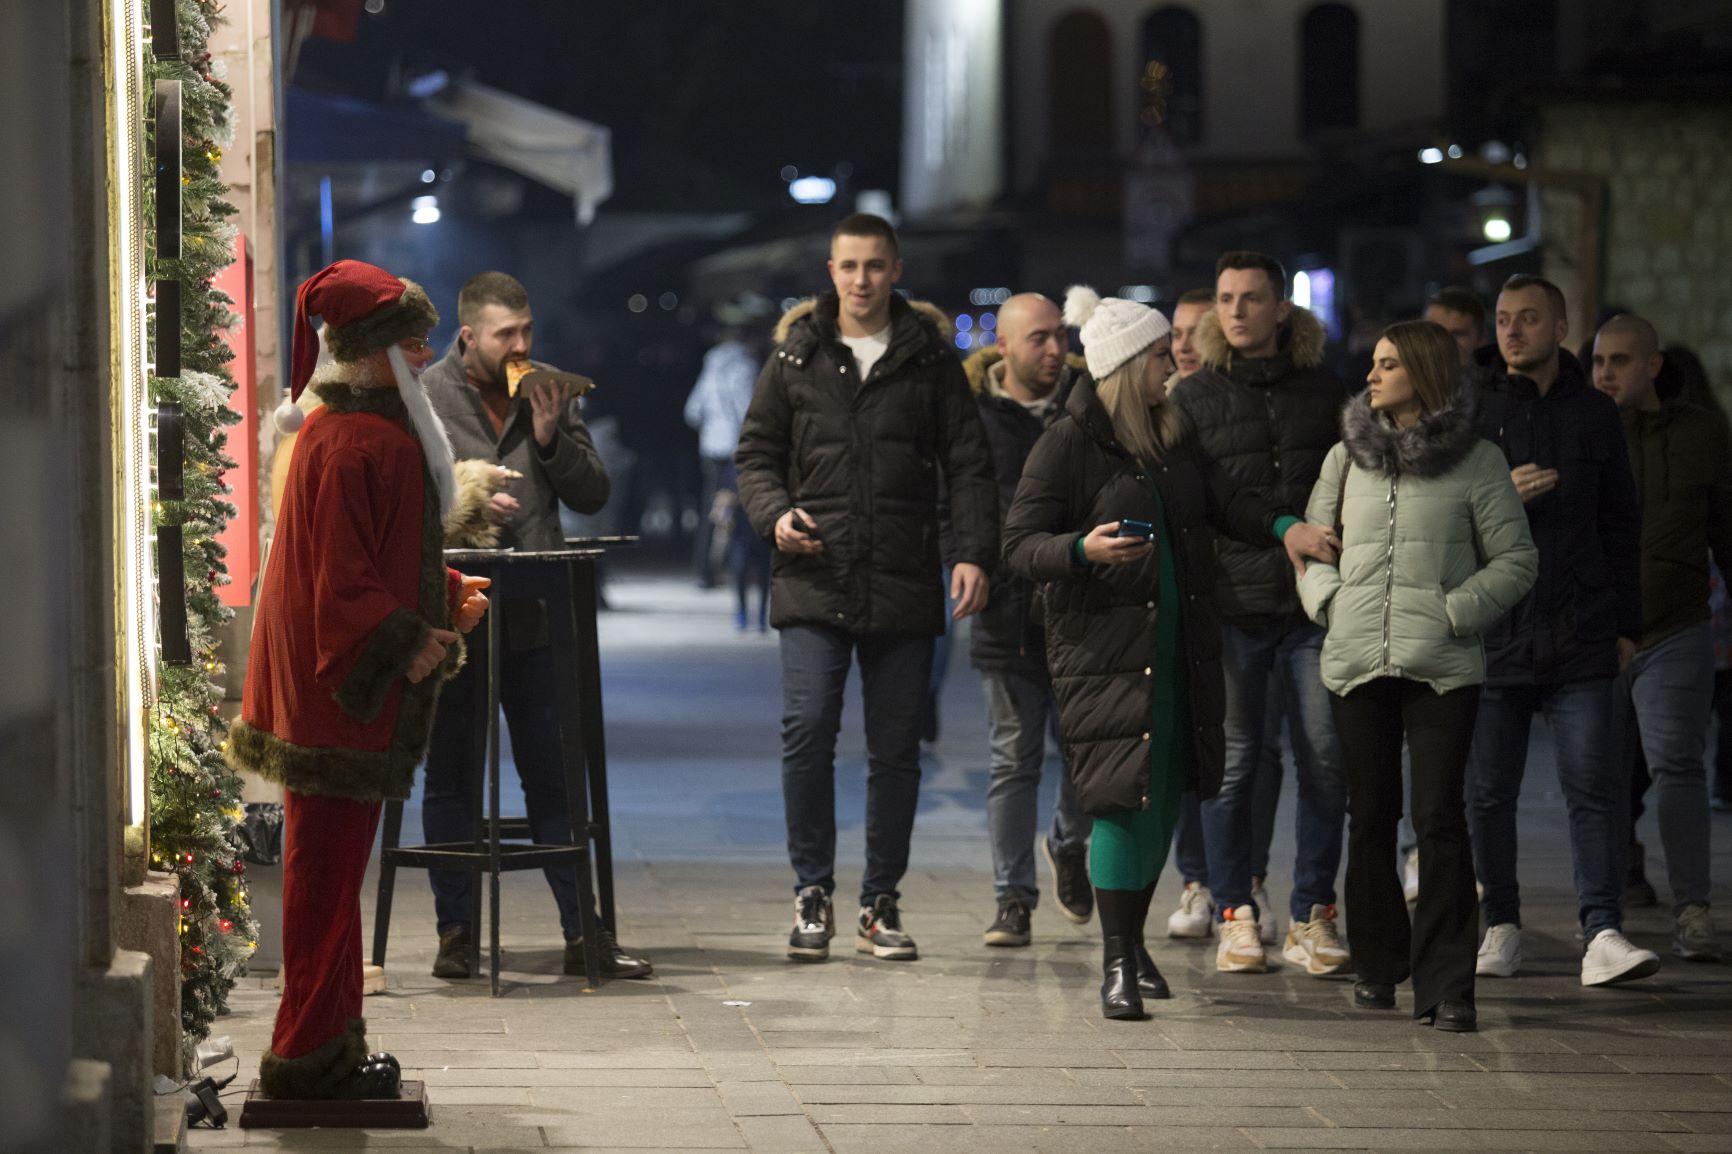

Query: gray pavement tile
[1118,1049,1305,1070]
[959,1104,1324,1128]
[1240,1127,1661,1150]
[526,1086,728,1111]
[1664,1112,1732,1133]
[1616,1055,1732,1074]
[536,1049,706,1068]
[806,1103,973,1124]
[540,1111,745,1149]
[417,1067,715,1088]
[1663,1136,1732,1152]
[908,1067,1079,1086]
[730,1115,830,1153]
[1073,1068,1340,1090]
[793,1084,1139,1106]
[1290,1052,1481,1071]
[971,1047,1130,1067]
[715,1080,804,1116]
[818,1123,1174,1154]
[1310,1106,1685,1132]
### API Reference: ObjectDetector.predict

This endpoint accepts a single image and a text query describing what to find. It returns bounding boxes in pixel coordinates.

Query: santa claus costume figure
[228,259,490,1100]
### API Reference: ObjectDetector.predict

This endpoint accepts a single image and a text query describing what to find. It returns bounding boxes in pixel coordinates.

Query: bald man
[1595,313,1732,963]
[960,293,1092,944]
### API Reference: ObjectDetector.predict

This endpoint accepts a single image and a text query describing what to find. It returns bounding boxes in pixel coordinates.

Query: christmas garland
[144,0,259,1071]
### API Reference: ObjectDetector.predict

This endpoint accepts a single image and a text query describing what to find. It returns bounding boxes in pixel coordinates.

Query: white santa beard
[387,344,457,521]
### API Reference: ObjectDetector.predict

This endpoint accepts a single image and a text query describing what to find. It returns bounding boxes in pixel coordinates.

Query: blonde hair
[1095,350,1181,463]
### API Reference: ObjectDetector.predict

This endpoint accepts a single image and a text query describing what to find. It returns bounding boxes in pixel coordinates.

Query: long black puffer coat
[736,292,999,636]
[1166,306,1348,627]
[1001,377,1285,815]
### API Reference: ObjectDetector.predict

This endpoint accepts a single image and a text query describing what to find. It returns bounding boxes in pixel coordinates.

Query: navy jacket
[1470,345,1642,686]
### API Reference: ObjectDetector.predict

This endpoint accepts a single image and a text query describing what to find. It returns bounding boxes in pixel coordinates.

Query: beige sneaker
[1215,904,1268,973]
[1282,903,1351,977]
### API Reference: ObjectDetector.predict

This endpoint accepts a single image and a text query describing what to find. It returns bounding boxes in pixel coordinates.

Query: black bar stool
[369,539,630,995]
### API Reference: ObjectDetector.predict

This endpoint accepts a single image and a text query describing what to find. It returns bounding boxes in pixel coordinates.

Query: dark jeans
[1174,668,1286,886]
[1203,620,1346,921]
[1716,669,1732,803]
[1468,680,1624,937]
[1333,679,1481,1017]
[780,624,934,907]
[423,623,582,940]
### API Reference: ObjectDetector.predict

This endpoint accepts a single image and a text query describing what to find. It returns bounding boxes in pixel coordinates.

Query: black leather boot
[1100,935,1147,1020]
[1422,1000,1478,1033]
[1353,980,1396,1010]
[1134,940,1171,999]
[432,926,471,979]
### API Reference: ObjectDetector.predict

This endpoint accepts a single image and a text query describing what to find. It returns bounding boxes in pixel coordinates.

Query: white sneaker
[1215,905,1268,973]
[1581,928,1661,987]
[1167,882,1214,939]
[1251,878,1279,945]
[1674,905,1721,962]
[1283,904,1351,977]
[1476,923,1521,978]
[1402,850,1420,904]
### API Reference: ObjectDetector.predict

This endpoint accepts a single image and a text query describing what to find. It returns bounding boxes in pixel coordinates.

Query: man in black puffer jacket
[1167,251,1351,977]
[1466,274,1658,988]
[959,293,1092,947]
[736,214,998,965]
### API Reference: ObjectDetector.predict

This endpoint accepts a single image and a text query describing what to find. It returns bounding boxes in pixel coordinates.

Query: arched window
[1048,10,1114,157]
[1301,3,1360,135]
[1141,6,1202,145]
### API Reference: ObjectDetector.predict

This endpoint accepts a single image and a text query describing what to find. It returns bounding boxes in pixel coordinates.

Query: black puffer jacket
[736,292,998,636]
[1002,378,1284,814]
[1167,307,1348,626]
[960,345,1086,672]
[1623,398,1732,648]
[1471,345,1642,685]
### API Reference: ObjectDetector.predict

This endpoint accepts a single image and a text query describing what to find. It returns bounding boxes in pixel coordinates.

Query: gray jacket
[422,344,611,551]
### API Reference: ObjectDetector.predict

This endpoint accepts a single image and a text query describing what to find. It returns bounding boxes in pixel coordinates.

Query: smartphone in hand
[796,513,823,541]
[1114,518,1155,541]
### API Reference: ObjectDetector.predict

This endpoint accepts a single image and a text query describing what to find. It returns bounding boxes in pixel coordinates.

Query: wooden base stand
[237,1079,429,1129]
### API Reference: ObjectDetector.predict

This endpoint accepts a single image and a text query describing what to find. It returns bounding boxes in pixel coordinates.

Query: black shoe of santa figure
[242,1021,429,1129]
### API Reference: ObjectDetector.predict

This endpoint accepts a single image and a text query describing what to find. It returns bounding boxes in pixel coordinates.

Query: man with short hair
[1425,287,1488,366]
[960,293,1091,945]
[1468,274,1657,987]
[737,214,998,962]
[1170,288,1214,378]
[1595,312,1729,962]
[1168,251,1351,977]
[419,271,653,982]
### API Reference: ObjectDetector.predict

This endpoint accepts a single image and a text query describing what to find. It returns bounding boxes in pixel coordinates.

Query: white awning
[431,80,613,224]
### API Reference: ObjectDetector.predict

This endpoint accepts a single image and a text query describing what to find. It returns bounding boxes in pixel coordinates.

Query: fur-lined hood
[1196,305,1327,374]
[961,343,1089,397]
[1339,387,1479,479]
[772,291,952,350]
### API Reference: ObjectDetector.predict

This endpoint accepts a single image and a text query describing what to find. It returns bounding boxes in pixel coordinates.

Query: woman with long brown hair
[1300,320,1537,1031]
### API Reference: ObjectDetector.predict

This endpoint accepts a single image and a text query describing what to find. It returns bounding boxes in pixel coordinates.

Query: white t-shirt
[840,325,892,381]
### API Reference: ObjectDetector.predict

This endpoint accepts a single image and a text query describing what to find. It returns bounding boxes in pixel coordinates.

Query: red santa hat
[274,259,440,434]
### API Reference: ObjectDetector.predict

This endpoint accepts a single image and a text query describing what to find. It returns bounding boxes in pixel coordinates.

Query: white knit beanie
[1063,285,1172,381]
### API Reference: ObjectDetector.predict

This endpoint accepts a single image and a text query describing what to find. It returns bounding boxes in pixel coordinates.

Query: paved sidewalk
[193,577,1732,1152]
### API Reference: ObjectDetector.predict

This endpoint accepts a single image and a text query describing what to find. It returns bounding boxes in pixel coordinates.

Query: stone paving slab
[192,578,1732,1152]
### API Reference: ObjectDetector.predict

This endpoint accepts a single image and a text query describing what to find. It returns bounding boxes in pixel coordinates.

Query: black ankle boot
[1422,1000,1478,1033]
[1100,935,1146,1020]
[1353,980,1396,1010]
[1134,940,1171,999]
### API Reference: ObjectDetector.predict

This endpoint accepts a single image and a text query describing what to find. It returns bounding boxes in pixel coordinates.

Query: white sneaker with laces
[1167,882,1213,939]
[1675,905,1721,962]
[1282,903,1351,977]
[1581,928,1661,987]
[1476,923,1521,978]
[1402,850,1420,904]
[1215,905,1268,973]
[1251,879,1278,945]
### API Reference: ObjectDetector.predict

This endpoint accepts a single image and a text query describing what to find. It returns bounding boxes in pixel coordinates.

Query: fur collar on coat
[1339,387,1479,479]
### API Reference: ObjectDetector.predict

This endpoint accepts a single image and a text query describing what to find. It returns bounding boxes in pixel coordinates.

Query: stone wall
[1539,99,1732,400]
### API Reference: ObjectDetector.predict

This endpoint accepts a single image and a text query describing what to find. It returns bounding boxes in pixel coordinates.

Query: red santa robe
[228,368,465,1097]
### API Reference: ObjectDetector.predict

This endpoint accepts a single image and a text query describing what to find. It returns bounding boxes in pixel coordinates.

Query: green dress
[1087,484,1188,891]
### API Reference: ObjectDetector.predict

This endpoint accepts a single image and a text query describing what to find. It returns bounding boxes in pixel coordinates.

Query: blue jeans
[1202,620,1346,921]
[1613,623,1715,912]
[423,619,583,940]
[781,624,934,907]
[1469,679,1625,937]
[982,668,1086,905]
[1174,670,1286,885]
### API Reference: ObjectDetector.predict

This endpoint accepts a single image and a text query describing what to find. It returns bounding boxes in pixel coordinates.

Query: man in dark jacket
[960,293,1091,946]
[418,271,652,981]
[1468,274,1659,987]
[1167,251,1351,977]
[1594,312,1730,963]
[736,214,999,963]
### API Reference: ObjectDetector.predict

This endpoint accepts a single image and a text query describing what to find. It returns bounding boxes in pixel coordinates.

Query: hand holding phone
[1114,518,1156,541]
[1082,521,1155,565]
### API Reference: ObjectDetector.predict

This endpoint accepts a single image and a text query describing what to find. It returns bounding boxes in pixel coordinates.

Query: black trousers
[1331,678,1481,1017]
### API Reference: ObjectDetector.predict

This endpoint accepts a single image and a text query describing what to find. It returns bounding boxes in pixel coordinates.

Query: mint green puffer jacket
[1299,391,1538,695]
